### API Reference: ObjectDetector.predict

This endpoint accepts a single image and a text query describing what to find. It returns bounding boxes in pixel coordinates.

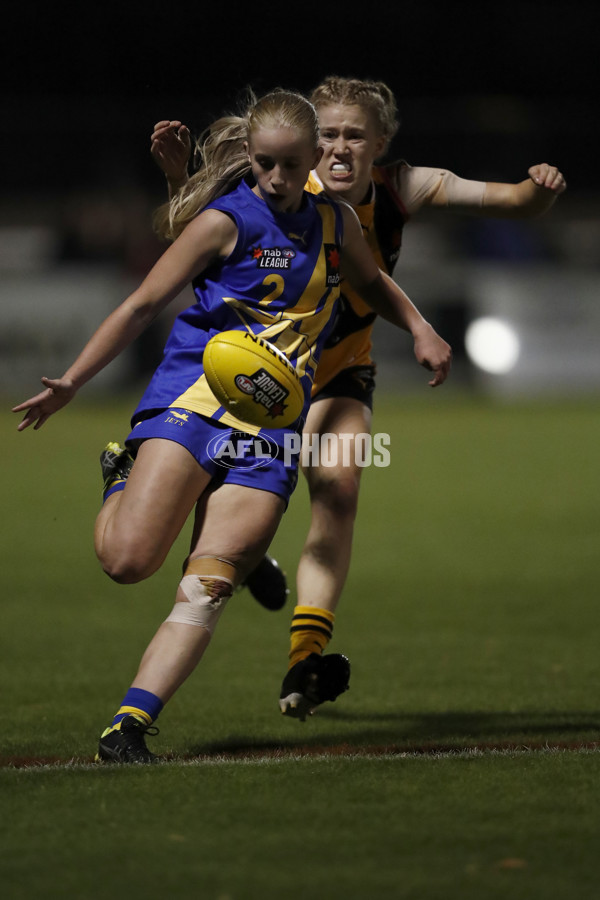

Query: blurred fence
[1,205,599,400]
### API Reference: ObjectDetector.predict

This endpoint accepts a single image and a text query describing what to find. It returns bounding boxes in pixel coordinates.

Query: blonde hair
[154,89,319,241]
[310,76,399,154]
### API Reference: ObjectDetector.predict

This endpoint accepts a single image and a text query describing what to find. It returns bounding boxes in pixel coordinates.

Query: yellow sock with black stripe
[288,605,335,669]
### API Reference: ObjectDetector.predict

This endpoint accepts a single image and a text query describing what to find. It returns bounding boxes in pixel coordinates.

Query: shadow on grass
[190,709,600,758]
[3,710,599,768]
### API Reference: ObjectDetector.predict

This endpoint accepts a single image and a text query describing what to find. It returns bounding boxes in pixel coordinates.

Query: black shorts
[312,364,376,410]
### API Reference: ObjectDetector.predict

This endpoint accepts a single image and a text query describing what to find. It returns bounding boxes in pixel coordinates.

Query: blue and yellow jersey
[132,179,343,441]
[305,166,409,395]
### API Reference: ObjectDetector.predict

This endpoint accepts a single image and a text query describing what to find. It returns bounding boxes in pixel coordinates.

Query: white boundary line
[3,742,599,772]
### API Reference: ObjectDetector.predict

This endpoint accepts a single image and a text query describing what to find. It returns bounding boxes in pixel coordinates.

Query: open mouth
[265,192,296,212]
[331,163,352,175]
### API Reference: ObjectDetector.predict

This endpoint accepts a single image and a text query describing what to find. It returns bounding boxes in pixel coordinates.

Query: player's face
[247,127,322,214]
[316,104,386,206]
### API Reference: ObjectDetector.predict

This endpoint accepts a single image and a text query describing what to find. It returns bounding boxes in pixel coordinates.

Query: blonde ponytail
[153,116,251,241]
[154,89,319,242]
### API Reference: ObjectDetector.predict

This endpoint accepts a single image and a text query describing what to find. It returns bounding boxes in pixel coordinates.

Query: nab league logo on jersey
[251,246,296,269]
[324,244,340,287]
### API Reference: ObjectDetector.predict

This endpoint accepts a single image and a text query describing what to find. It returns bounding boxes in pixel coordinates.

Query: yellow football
[203,330,305,429]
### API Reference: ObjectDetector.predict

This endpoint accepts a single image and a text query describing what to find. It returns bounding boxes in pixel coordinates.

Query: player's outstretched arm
[12,377,78,431]
[12,290,173,432]
[13,209,237,431]
[482,163,567,218]
[369,273,452,386]
[151,119,192,197]
[339,204,452,386]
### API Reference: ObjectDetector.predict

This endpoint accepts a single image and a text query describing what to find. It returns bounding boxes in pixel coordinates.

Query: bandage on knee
[165,557,236,633]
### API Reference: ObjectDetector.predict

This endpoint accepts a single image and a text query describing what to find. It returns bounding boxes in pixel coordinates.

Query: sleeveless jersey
[306,165,409,395]
[132,179,343,442]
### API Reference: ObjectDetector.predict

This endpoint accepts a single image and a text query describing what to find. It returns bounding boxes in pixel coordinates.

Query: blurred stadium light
[464,318,521,375]
[374,210,600,397]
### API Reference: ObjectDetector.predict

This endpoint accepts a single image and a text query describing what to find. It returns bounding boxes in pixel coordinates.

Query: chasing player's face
[315,104,387,206]
[247,127,322,214]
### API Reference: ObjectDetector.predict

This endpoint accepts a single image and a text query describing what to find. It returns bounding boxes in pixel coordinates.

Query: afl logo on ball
[235,374,256,395]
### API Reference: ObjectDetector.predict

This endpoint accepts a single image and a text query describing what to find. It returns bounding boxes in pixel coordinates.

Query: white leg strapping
[165,557,235,634]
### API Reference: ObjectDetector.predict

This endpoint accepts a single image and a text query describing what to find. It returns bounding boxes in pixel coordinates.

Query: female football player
[150,76,566,721]
[14,89,451,761]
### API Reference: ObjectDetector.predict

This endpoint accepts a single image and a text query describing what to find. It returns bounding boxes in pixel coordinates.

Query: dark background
[2,0,598,198]
[0,1,597,398]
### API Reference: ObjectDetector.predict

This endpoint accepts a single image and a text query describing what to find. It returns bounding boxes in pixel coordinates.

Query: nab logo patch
[324,244,340,287]
[251,246,296,269]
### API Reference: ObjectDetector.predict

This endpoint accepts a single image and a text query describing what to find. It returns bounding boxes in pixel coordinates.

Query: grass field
[2,390,599,899]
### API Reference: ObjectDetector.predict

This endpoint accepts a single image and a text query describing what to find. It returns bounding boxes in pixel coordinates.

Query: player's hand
[529,164,566,195]
[12,377,77,431]
[151,120,191,184]
[412,324,452,387]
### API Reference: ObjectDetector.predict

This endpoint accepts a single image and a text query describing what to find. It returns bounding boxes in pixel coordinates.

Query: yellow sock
[113,707,153,727]
[288,605,335,669]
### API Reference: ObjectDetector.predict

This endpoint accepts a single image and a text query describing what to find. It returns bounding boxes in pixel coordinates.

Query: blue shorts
[126,408,298,505]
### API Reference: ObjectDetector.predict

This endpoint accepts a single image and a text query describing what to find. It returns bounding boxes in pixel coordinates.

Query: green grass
[2,391,599,898]
[3,752,600,900]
